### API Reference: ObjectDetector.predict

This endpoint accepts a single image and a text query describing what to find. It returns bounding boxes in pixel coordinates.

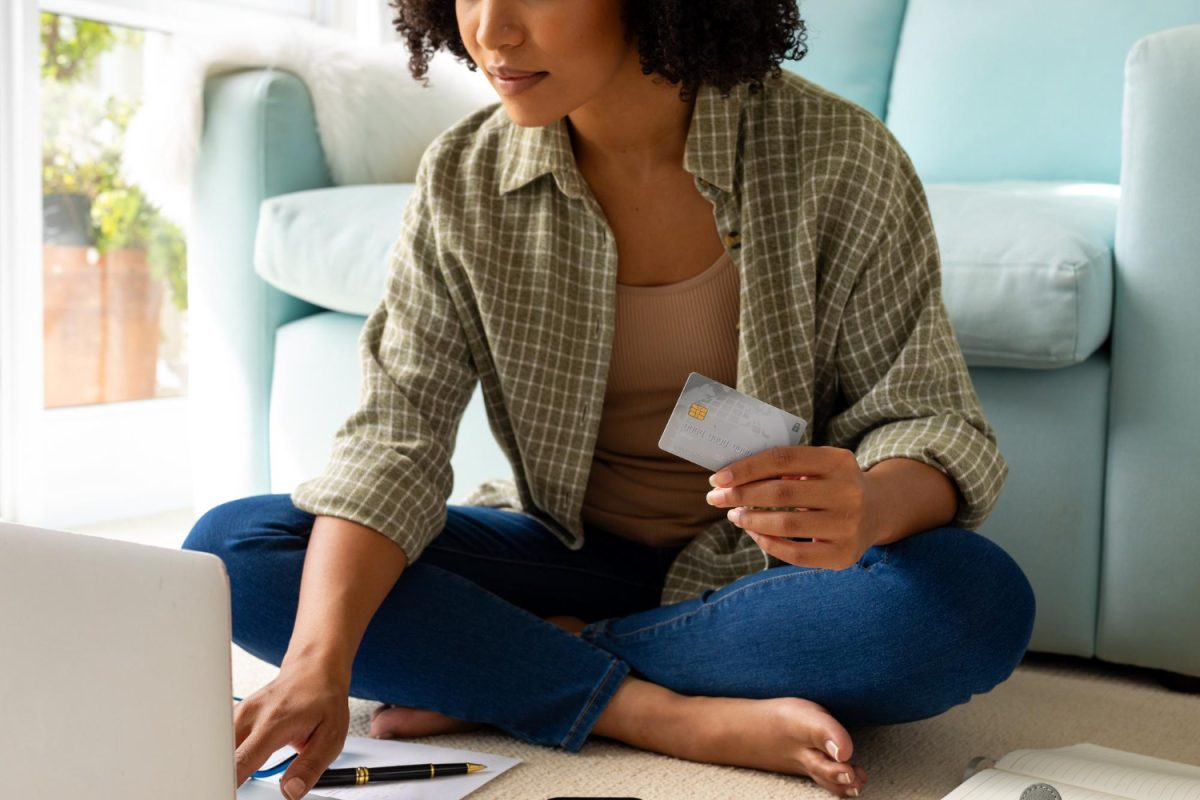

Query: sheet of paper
[996,745,1200,800]
[237,780,337,799]
[940,768,1127,799]
[250,736,522,800]
[942,744,1200,800]
[1038,744,1200,783]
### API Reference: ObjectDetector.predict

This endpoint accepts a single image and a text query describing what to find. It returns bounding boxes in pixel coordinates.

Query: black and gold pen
[311,762,487,788]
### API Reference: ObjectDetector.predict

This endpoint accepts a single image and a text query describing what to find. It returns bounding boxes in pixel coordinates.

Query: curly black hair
[387,0,809,103]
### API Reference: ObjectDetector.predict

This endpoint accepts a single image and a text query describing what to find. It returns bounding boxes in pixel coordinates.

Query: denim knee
[856,527,1036,724]
[918,528,1036,692]
[182,503,229,556]
[181,495,264,559]
[967,530,1037,687]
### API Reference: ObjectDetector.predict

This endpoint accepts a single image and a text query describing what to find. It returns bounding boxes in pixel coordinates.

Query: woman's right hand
[234,658,352,800]
[236,514,410,797]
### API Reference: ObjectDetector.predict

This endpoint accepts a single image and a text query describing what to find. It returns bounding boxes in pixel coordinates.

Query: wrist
[861,469,896,548]
[280,640,354,689]
[862,457,959,546]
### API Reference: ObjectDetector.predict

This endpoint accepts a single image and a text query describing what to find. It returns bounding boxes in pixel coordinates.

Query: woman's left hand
[705,445,882,570]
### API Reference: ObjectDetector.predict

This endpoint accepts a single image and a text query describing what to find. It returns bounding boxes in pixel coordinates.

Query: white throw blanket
[122,18,497,229]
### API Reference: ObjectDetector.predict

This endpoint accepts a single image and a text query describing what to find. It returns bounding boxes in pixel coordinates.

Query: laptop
[0,519,330,799]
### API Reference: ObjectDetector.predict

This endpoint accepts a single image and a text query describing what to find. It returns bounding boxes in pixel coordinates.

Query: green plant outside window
[40,12,187,311]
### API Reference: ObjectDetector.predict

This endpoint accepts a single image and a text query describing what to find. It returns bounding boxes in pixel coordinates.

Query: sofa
[188,1,1200,683]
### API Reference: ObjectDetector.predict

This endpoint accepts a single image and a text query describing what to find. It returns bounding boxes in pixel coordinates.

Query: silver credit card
[658,372,808,472]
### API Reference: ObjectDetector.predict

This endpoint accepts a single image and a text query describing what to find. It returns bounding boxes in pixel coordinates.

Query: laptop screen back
[0,521,238,799]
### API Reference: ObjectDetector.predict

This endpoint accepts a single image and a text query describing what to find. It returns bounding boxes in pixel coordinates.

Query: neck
[566,52,697,183]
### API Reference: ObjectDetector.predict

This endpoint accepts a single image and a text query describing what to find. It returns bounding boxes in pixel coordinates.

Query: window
[1,0,331,527]
[41,12,187,408]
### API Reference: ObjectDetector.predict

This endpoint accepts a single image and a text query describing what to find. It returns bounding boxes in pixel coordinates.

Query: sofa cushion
[270,311,510,501]
[259,181,1116,371]
[269,311,364,495]
[929,181,1117,369]
[887,0,1200,184]
[255,183,414,315]
[779,0,909,120]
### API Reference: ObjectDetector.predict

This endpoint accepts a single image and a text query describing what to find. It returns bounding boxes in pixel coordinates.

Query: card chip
[688,403,708,420]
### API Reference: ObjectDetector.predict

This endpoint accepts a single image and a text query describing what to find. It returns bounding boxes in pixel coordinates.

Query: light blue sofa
[188,1,1200,684]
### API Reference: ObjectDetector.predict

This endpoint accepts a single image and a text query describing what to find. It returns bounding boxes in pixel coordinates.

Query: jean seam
[425,544,654,589]
[559,657,628,750]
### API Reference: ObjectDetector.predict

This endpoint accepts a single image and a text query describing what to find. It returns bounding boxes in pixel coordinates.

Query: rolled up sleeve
[823,139,1008,531]
[290,151,477,562]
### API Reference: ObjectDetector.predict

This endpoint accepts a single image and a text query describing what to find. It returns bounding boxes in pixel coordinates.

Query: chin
[501,103,563,129]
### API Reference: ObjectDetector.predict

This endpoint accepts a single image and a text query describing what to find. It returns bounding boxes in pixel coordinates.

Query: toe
[816,724,853,765]
[797,748,862,797]
[773,698,855,767]
[811,750,860,791]
[810,775,848,796]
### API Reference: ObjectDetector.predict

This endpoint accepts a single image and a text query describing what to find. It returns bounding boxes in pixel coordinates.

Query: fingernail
[710,470,731,487]
[849,789,860,797]
[837,772,852,784]
[284,777,306,800]
[826,739,840,761]
[706,488,727,505]
[727,507,743,525]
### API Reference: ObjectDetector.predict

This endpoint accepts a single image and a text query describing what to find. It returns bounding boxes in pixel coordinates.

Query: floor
[226,648,1200,800]
[70,506,196,549]
[74,510,1200,799]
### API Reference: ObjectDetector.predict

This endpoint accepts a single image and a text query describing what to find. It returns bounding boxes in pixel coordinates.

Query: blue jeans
[183,493,1035,753]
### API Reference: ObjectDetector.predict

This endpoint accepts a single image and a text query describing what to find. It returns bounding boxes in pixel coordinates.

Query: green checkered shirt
[291,70,1008,606]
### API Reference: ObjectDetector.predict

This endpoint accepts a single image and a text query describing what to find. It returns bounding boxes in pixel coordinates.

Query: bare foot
[369,614,589,739]
[369,704,483,738]
[594,677,868,797]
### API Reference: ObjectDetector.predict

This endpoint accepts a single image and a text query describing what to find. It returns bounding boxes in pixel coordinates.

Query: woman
[183,1,1036,798]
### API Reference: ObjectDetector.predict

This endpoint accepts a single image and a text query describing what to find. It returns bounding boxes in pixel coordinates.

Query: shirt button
[723,230,742,250]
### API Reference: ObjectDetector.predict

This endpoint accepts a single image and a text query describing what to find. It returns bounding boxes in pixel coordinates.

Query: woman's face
[456,0,635,127]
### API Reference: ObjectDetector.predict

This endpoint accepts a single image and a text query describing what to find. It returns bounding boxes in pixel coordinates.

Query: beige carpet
[231,647,1200,799]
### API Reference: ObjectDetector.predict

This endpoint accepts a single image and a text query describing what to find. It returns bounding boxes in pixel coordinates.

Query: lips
[490,67,545,79]
[491,70,548,96]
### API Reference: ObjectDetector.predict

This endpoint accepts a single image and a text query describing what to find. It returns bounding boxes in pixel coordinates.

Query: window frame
[0,0,46,523]
[1,0,331,527]
[41,0,330,34]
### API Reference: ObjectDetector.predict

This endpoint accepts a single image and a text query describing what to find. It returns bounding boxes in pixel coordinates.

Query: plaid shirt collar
[498,79,749,198]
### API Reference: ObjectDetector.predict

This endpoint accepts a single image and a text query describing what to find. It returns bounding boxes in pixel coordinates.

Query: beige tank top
[581,249,740,548]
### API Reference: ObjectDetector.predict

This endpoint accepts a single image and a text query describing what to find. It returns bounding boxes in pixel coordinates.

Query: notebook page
[941,767,1128,800]
[996,747,1200,800]
[1057,744,1200,782]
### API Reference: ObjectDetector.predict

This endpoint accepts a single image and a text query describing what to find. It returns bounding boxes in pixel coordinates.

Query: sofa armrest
[188,68,329,515]
[1101,24,1200,677]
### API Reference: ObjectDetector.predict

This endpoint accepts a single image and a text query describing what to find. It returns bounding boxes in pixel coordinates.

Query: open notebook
[942,743,1200,800]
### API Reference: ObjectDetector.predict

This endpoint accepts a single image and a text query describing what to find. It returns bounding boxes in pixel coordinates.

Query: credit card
[658,372,808,472]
